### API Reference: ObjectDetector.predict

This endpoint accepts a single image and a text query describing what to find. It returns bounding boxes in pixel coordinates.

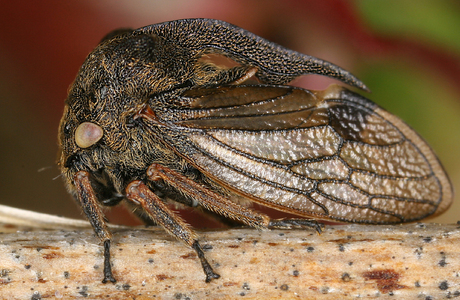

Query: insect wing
[168,84,452,224]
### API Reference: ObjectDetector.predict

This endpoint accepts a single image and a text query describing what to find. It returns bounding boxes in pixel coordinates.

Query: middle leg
[125,180,220,282]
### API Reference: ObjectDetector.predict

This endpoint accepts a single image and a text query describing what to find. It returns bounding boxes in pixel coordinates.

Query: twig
[0,209,459,299]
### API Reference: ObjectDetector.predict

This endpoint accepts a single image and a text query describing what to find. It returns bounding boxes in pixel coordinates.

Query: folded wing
[162,84,452,224]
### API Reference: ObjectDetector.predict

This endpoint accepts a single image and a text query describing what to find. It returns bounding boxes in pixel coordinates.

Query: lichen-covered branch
[1,220,459,299]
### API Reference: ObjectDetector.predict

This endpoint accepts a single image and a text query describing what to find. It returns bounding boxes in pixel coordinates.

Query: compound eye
[75,122,103,148]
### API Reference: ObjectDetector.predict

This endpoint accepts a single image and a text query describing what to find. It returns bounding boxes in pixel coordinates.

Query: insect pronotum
[58,18,453,283]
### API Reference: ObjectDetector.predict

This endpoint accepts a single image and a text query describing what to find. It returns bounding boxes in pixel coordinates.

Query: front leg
[102,240,116,283]
[74,171,116,283]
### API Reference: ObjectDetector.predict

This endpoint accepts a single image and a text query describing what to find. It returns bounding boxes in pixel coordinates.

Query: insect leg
[147,163,271,229]
[74,171,116,283]
[125,180,220,282]
[147,164,322,233]
[268,219,323,234]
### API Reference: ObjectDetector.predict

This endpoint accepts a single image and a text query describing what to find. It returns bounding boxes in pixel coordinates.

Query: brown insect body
[58,19,453,283]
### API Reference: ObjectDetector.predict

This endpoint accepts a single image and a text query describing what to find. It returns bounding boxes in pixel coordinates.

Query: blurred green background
[0,0,459,224]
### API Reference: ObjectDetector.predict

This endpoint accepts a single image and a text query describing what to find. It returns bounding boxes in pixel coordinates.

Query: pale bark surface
[0,218,459,299]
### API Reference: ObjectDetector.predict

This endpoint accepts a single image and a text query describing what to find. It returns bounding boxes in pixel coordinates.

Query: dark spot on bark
[423,236,432,243]
[280,284,289,291]
[363,269,406,294]
[31,291,41,300]
[439,281,448,290]
[78,286,89,297]
[439,258,447,267]
[223,281,237,287]
[156,274,174,281]
[43,251,63,259]
[180,252,196,259]
[342,273,351,282]
[202,244,213,250]
[438,252,447,267]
